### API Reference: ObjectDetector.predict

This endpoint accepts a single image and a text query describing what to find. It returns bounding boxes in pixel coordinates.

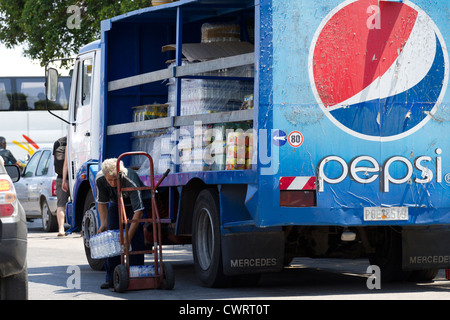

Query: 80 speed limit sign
[288,131,303,147]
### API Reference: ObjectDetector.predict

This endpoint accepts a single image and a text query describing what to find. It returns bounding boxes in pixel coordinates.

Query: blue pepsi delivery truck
[47,0,450,286]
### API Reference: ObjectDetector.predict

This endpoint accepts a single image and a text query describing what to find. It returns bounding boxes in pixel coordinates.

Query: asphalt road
[27,219,450,302]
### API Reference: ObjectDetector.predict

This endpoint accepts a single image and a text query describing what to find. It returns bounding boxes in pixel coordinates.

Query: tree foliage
[0,0,153,65]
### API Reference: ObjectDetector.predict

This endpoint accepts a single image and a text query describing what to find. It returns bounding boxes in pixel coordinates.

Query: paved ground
[27,219,450,302]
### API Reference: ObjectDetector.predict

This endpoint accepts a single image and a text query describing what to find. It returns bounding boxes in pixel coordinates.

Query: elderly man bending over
[95,158,151,289]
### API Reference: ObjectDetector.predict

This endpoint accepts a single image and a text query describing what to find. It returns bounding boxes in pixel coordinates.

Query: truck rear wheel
[82,190,104,271]
[192,189,229,288]
[369,227,410,282]
[409,269,439,282]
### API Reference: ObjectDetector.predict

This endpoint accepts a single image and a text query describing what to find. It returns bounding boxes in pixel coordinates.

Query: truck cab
[66,41,101,189]
[65,41,102,269]
[47,40,102,268]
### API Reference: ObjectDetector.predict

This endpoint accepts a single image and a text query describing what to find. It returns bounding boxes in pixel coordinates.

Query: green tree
[0,0,153,65]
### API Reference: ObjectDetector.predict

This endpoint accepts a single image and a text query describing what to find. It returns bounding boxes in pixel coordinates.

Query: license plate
[363,207,409,221]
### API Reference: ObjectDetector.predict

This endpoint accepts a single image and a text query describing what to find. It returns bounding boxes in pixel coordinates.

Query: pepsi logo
[309,0,449,141]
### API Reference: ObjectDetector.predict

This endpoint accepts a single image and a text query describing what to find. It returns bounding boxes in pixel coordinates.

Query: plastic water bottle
[97,233,103,258]
[89,230,123,259]
[112,230,119,256]
[92,234,98,259]
[89,236,95,258]
[90,235,97,259]
[142,265,152,277]
[148,265,155,276]
[128,265,152,278]
[107,231,114,256]
[94,235,100,258]
[115,230,121,255]
[111,230,118,256]
[129,266,135,278]
[92,234,100,259]
[100,232,107,258]
[129,266,139,278]
[104,231,110,257]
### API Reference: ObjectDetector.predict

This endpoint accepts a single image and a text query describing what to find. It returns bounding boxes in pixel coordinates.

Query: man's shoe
[100,281,113,289]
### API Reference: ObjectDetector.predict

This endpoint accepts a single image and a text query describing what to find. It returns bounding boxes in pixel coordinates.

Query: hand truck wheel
[113,264,129,293]
[161,262,175,290]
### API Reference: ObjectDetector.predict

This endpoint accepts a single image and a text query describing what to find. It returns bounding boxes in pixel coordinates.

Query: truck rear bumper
[258,206,450,227]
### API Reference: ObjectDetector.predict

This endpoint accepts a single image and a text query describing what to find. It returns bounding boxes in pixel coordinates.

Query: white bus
[0,76,71,162]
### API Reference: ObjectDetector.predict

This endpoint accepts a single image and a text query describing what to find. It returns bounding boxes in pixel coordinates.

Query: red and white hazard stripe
[279,176,316,190]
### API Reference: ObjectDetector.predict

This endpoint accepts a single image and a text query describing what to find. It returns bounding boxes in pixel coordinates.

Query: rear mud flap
[221,231,284,276]
[402,227,450,270]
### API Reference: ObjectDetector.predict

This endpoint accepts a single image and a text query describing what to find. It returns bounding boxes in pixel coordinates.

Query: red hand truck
[113,151,174,292]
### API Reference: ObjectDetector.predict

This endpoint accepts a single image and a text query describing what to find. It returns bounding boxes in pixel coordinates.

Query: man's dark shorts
[56,178,69,207]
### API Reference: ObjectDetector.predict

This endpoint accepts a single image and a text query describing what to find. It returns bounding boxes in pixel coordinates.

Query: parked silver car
[14,148,59,232]
[0,158,28,300]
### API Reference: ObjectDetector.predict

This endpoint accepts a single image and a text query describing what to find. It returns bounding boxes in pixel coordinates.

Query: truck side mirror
[46,68,59,102]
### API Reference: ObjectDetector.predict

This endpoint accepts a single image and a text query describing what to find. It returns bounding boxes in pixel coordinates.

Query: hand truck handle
[154,169,170,189]
[116,151,155,186]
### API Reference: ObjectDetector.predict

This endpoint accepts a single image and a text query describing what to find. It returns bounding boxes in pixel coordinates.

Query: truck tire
[82,190,105,271]
[192,188,230,288]
[369,227,410,282]
[409,269,439,282]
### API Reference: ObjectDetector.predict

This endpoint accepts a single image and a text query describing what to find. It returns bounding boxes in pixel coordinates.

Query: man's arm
[62,148,69,193]
[15,160,22,171]
[6,150,21,170]
[95,173,111,234]
[97,202,109,234]
[128,210,143,244]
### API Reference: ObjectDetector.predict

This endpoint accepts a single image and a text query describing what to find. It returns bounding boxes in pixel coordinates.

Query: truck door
[67,52,94,189]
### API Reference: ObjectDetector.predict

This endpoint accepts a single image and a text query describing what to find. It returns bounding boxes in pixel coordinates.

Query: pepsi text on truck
[46,0,450,287]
